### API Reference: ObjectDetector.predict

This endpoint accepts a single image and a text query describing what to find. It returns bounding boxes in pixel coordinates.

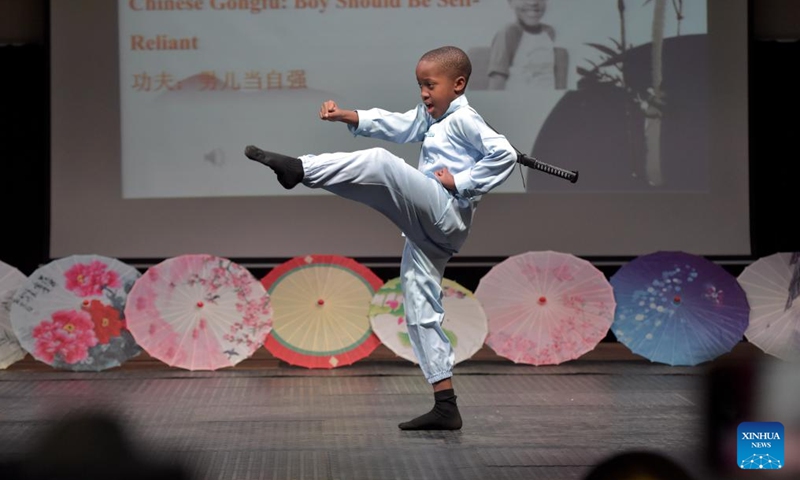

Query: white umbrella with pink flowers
[475,251,616,366]
[9,255,142,371]
[125,254,273,371]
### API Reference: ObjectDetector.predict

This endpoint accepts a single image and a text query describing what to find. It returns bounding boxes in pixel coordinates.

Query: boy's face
[415,59,466,120]
[510,0,547,27]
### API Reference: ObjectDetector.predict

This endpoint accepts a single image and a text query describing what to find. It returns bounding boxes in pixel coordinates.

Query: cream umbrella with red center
[261,254,383,369]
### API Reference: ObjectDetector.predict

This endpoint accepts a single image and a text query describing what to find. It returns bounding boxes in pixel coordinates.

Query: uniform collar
[432,95,468,123]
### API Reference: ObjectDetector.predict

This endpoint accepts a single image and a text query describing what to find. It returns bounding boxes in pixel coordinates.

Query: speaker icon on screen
[204,148,226,166]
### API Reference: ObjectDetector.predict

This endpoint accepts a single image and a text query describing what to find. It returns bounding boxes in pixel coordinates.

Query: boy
[245,46,517,430]
[487,0,569,90]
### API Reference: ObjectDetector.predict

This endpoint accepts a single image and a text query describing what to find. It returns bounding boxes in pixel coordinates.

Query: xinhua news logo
[737,422,784,470]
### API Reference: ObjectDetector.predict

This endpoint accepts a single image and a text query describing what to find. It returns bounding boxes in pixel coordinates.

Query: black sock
[244,145,305,189]
[398,389,462,431]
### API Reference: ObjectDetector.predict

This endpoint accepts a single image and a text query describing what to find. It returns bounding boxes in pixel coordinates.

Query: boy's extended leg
[244,146,305,189]
[247,146,468,253]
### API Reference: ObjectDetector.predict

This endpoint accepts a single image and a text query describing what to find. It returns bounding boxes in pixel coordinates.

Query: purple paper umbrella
[610,251,750,366]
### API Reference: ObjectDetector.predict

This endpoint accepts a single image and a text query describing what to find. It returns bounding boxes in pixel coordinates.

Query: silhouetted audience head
[584,450,697,480]
[0,410,190,480]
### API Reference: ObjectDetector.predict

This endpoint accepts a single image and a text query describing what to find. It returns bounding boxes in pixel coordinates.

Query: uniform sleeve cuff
[453,170,475,197]
[347,109,372,136]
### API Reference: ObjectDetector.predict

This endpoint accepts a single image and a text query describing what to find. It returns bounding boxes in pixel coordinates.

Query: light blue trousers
[300,147,475,383]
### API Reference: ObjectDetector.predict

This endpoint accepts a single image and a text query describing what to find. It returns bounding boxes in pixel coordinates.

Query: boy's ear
[454,75,467,93]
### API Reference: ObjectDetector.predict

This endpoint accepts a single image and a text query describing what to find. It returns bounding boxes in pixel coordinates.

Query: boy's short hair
[420,46,472,85]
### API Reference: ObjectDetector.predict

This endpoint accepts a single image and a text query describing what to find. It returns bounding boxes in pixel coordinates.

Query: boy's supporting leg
[398,386,461,431]
[397,240,462,431]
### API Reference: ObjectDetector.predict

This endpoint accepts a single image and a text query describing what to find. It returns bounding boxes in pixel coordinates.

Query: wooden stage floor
[0,342,779,480]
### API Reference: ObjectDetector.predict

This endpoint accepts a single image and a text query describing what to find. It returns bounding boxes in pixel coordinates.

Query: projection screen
[50,0,750,260]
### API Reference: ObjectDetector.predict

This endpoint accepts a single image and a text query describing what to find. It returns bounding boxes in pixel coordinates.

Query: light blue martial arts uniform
[299,95,517,383]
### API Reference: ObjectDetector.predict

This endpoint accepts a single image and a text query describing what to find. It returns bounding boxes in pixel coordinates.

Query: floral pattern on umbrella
[369,277,488,364]
[475,251,616,366]
[125,254,272,371]
[10,255,142,371]
[737,252,800,361]
[0,261,28,369]
[611,251,750,366]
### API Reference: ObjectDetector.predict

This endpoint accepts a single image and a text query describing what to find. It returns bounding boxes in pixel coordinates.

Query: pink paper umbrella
[475,251,616,366]
[125,254,272,371]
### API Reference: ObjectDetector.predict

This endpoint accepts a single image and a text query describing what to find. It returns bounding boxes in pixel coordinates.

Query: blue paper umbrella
[610,251,750,366]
